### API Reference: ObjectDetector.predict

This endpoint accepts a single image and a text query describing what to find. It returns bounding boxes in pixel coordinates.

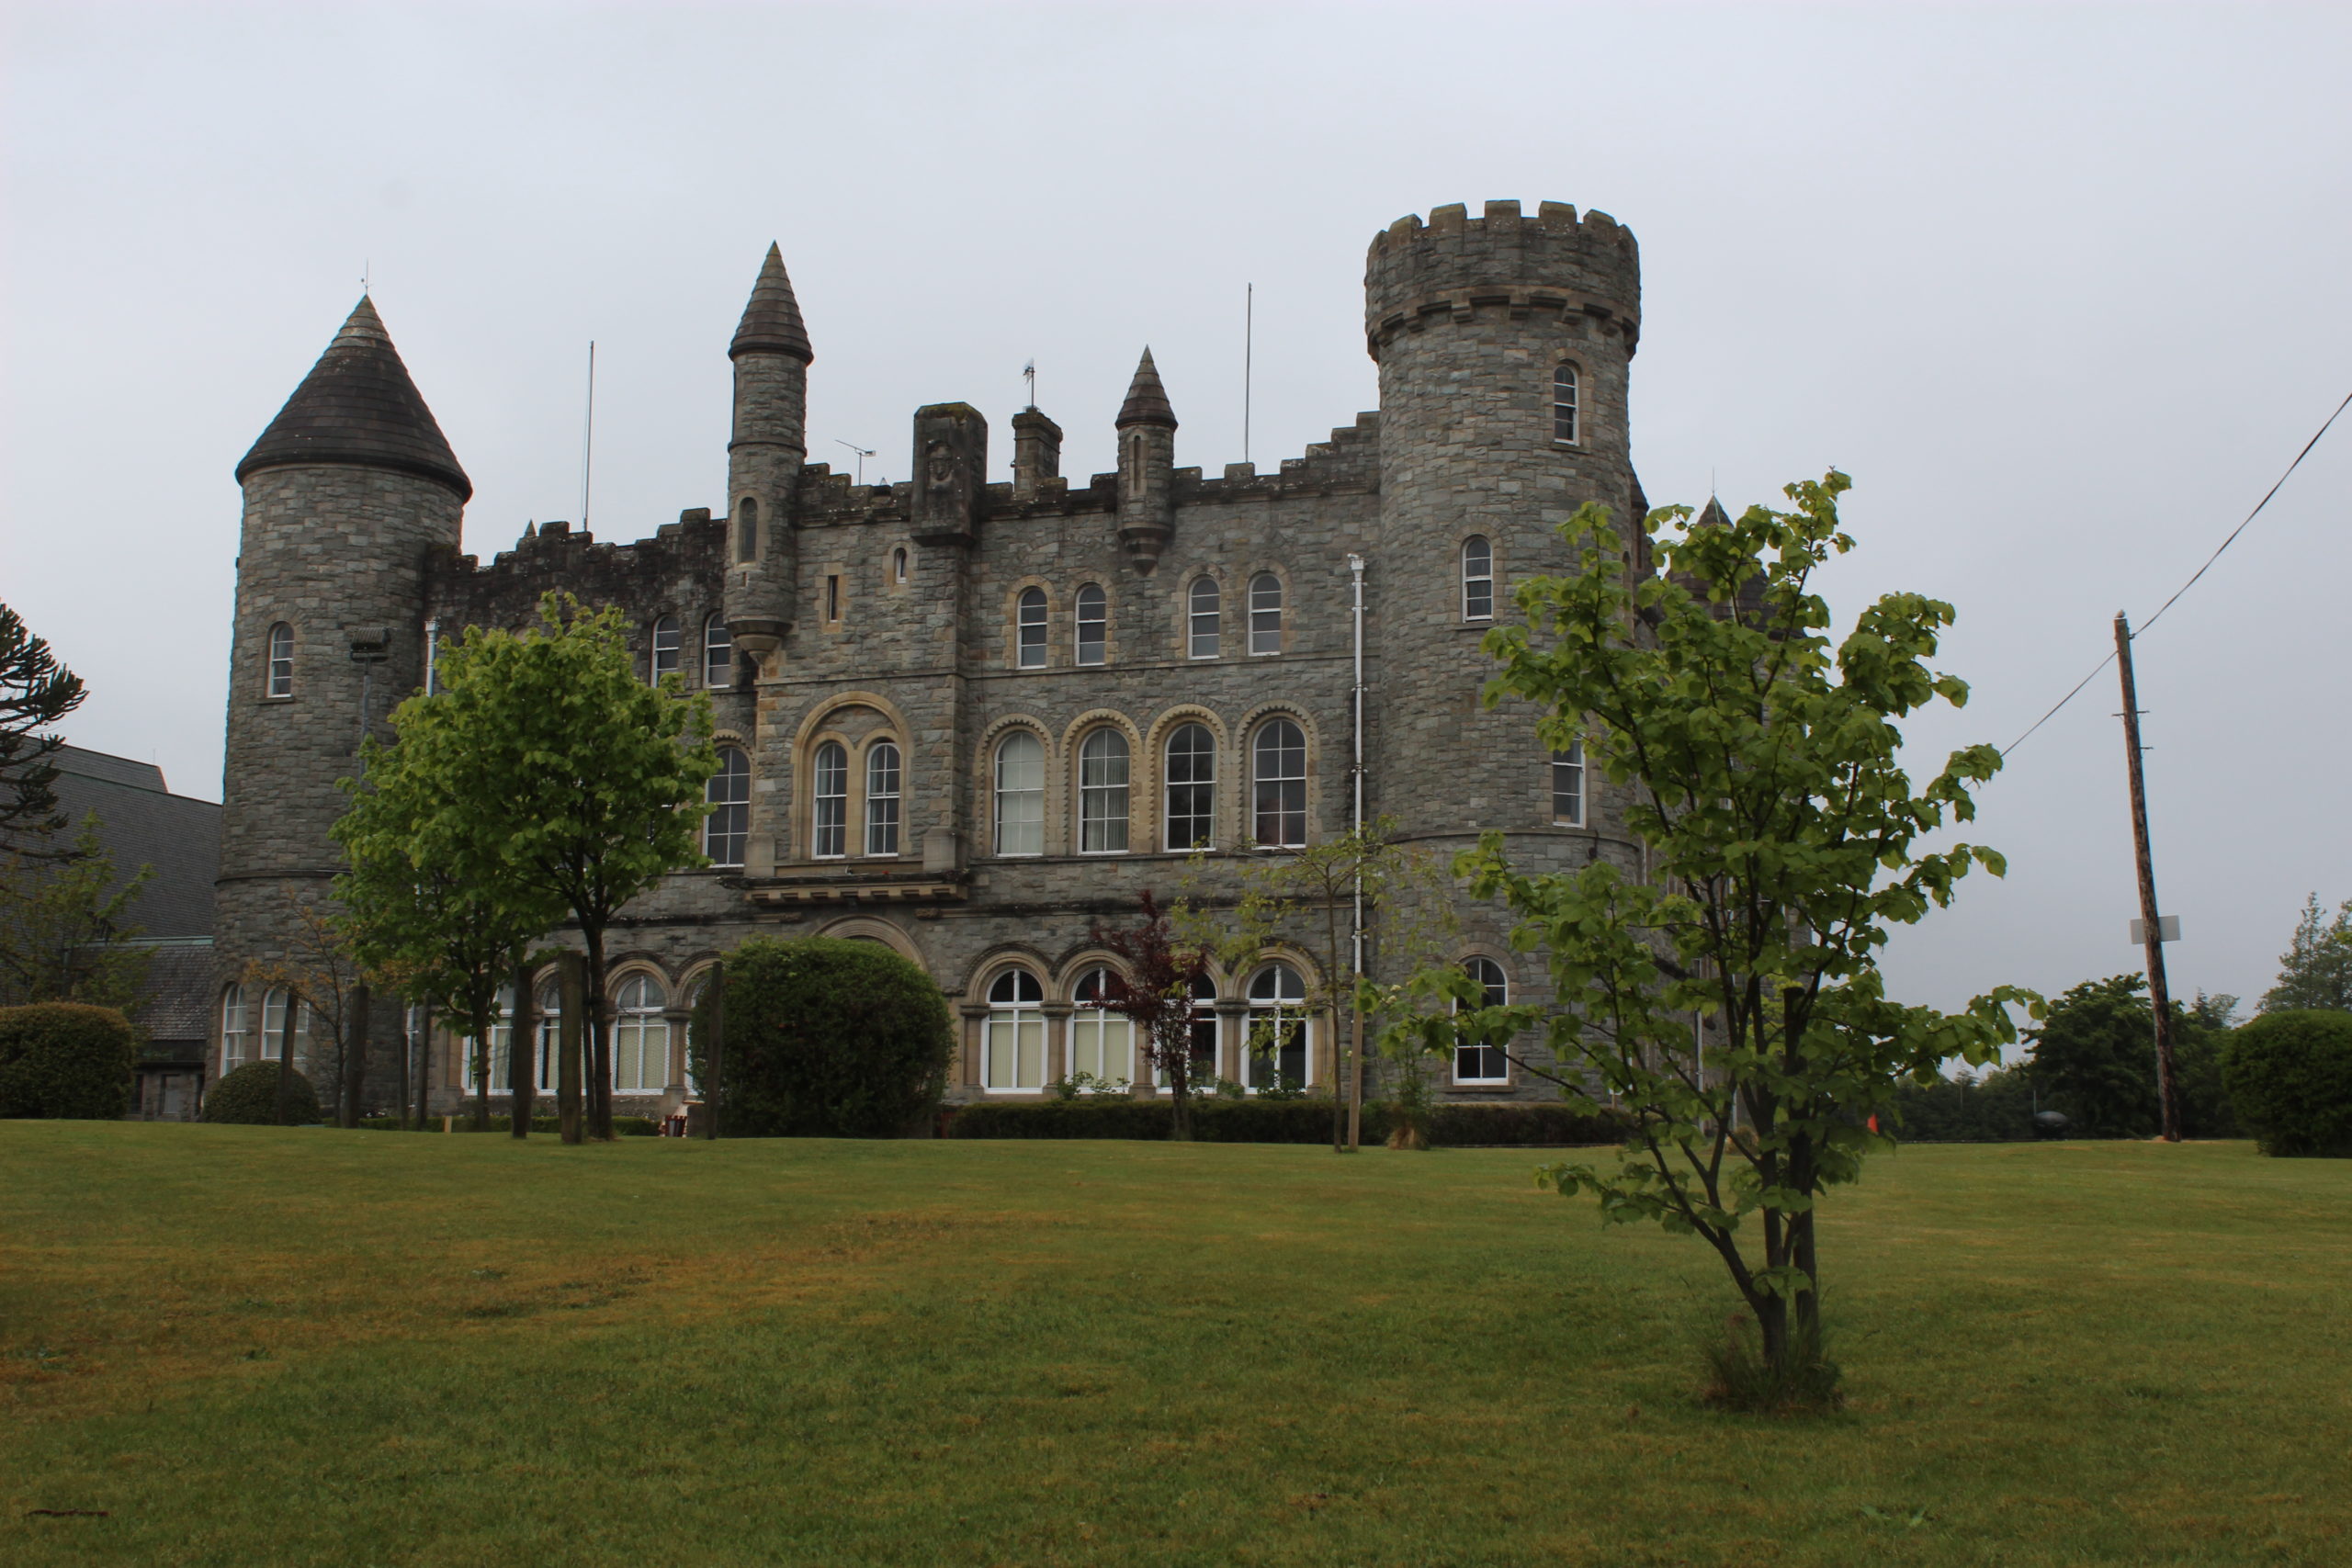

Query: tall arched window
[1163,723,1216,851]
[703,615,733,689]
[613,975,670,1094]
[1188,577,1220,659]
[1076,584,1108,665]
[463,985,514,1093]
[993,731,1044,856]
[735,497,759,563]
[705,746,750,866]
[1079,728,1130,853]
[1251,718,1306,849]
[865,741,901,856]
[983,969,1046,1090]
[892,546,910,584]
[650,615,683,683]
[812,741,849,859]
[1016,587,1047,669]
[220,985,251,1069]
[1159,973,1217,1089]
[1462,536,1494,622]
[259,987,311,1066]
[1249,573,1283,655]
[265,623,294,698]
[1246,963,1310,1090]
[1069,966,1134,1083]
[1551,741,1585,827]
[1552,365,1578,444]
[1454,956,1510,1084]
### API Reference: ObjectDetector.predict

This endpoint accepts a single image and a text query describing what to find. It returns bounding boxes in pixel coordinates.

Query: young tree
[409,594,716,1140]
[0,818,151,1010]
[1430,473,2033,1394]
[1090,890,1212,1140]
[2260,893,2352,1014]
[243,894,376,1128]
[0,602,85,855]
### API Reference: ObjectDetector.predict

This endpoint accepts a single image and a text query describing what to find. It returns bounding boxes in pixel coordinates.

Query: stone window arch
[1552,363,1580,446]
[613,973,671,1094]
[1187,576,1220,660]
[1162,722,1217,851]
[1069,964,1134,1083]
[1453,955,1511,1085]
[705,746,750,866]
[265,623,294,699]
[865,739,902,856]
[891,546,910,585]
[220,984,253,1070]
[982,966,1046,1091]
[1245,962,1311,1090]
[1248,572,1284,656]
[1016,586,1048,670]
[1250,717,1307,849]
[992,730,1046,856]
[812,740,850,859]
[650,614,683,684]
[702,615,733,689]
[1462,536,1494,622]
[1076,583,1109,665]
[1078,727,1131,854]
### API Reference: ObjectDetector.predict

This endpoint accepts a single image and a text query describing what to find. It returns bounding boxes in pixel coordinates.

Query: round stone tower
[1364,198,1643,858]
[724,243,811,672]
[218,299,469,1034]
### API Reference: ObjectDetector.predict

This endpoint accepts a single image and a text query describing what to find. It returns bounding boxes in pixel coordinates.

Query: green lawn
[3,1126,2346,1566]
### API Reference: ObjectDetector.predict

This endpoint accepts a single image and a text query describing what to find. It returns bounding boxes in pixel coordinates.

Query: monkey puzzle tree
[0,602,85,856]
[1420,472,2035,1400]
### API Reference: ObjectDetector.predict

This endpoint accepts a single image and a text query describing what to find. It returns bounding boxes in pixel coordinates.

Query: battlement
[1363,199,1639,357]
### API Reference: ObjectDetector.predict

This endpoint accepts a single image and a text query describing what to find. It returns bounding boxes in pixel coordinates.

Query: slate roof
[1115,347,1177,429]
[730,244,814,362]
[132,942,216,1054]
[47,746,221,940]
[235,298,472,500]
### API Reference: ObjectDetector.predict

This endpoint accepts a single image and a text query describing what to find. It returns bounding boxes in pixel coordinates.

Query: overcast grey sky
[4,2,2346,1018]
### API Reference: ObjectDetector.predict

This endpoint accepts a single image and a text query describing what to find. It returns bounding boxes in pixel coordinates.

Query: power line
[2000,387,2351,757]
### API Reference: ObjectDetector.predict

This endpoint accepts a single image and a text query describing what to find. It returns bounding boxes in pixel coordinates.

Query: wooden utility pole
[2113,612,2181,1143]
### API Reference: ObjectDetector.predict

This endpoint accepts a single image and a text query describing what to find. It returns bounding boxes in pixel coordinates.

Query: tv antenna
[834,438,875,485]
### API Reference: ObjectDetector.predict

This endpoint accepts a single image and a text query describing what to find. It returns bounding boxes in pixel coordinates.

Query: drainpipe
[423,616,440,695]
[1347,553,1365,1151]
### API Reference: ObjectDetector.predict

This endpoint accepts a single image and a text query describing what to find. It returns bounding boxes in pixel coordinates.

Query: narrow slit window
[650,615,682,684]
[736,497,759,563]
[1462,536,1494,622]
[704,746,750,866]
[865,741,901,857]
[892,547,910,584]
[1552,365,1578,444]
[1551,741,1585,827]
[1249,573,1283,655]
[1188,577,1220,660]
[1016,587,1047,669]
[813,741,848,858]
[266,623,294,698]
[1076,584,1107,665]
[826,575,842,624]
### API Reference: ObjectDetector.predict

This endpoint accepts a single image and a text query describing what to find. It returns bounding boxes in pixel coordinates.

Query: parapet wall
[1363,200,1640,359]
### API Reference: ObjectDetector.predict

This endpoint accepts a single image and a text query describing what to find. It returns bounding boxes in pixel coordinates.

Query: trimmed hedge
[202,1061,322,1125]
[2225,1010,2352,1157]
[0,1002,139,1119]
[944,1098,1627,1146]
[356,1113,661,1136]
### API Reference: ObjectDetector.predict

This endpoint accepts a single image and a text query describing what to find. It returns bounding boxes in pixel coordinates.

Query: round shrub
[0,1003,139,1119]
[202,1060,322,1125]
[692,937,953,1137]
[2224,1010,2352,1157]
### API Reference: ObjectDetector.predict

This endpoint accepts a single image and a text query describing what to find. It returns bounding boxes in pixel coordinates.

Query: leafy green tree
[2224,1009,2352,1156]
[0,817,151,1010]
[2025,977,2238,1139]
[2260,894,2352,1014]
[393,594,715,1140]
[0,602,85,854]
[1413,473,2033,1393]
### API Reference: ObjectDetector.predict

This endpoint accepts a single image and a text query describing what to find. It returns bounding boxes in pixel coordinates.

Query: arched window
[650,615,682,684]
[703,615,733,689]
[1552,365,1578,445]
[892,546,910,584]
[1462,536,1494,622]
[1076,583,1108,665]
[983,968,1046,1090]
[259,987,311,1066]
[1454,956,1510,1084]
[265,623,294,698]
[1156,974,1219,1090]
[1016,586,1048,669]
[812,741,849,859]
[1246,963,1310,1090]
[735,497,759,563]
[992,731,1045,856]
[1069,966,1134,1083]
[1551,741,1585,827]
[705,746,750,866]
[1251,718,1306,849]
[1188,577,1220,660]
[220,985,252,1069]
[865,741,901,857]
[463,985,514,1093]
[613,975,670,1094]
[1163,723,1216,851]
[1248,573,1283,655]
[1079,728,1130,853]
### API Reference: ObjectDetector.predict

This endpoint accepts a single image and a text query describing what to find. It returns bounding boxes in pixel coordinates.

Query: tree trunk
[583,926,613,1140]
[701,967,725,1140]
[342,984,371,1128]
[412,1003,433,1131]
[559,952,584,1145]
[509,964,537,1138]
[470,997,491,1132]
[1325,902,1344,1154]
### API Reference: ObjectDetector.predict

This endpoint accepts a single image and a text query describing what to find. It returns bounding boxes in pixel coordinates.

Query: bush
[693,937,953,1137]
[356,1113,661,1135]
[2224,1010,2352,1157]
[944,1098,1627,1146]
[1891,1067,2039,1143]
[202,1061,322,1125]
[0,1002,139,1119]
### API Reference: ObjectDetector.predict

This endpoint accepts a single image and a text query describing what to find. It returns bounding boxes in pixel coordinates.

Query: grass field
[4,1125,2346,1566]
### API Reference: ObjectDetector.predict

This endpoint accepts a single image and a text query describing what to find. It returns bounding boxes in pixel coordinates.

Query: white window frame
[1162,723,1216,852]
[265,623,294,699]
[982,969,1046,1091]
[1551,741,1586,827]
[1248,572,1283,656]
[703,615,733,689]
[1079,728,1130,854]
[220,984,252,1069]
[258,987,311,1065]
[650,615,683,683]
[1076,583,1108,665]
[613,975,670,1094]
[812,741,849,859]
[865,741,901,857]
[1016,587,1048,669]
[1251,718,1307,849]
[1553,365,1578,445]
[1453,956,1511,1085]
[1462,536,1494,622]
[992,731,1045,856]
[1157,975,1220,1090]
[1069,966,1134,1082]
[1188,577,1220,660]
[705,746,750,866]
[1245,963,1311,1091]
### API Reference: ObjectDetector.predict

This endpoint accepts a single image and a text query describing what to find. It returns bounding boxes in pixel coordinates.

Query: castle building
[213,199,1649,1114]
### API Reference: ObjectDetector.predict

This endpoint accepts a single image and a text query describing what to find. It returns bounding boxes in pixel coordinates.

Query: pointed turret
[1114,347,1177,429]
[729,243,813,363]
[236,298,469,499]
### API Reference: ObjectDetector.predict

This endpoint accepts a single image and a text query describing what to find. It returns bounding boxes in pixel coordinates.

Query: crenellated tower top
[1363,199,1640,362]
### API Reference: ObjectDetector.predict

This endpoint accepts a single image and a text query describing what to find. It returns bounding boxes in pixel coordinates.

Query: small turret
[1011,408,1062,501]
[724,243,811,673]
[1114,348,1176,570]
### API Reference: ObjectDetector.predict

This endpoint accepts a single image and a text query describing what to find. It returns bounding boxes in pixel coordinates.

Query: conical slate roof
[1114,347,1177,429]
[235,299,471,499]
[730,243,813,362]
